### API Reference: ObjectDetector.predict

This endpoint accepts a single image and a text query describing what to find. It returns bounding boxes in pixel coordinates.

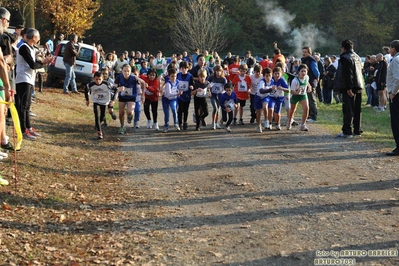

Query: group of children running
[84,55,312,139]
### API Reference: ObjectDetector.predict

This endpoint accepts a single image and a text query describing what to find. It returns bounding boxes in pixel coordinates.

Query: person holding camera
[63,34,81,94]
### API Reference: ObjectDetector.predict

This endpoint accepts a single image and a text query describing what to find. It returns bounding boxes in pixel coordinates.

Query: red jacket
[143,76,160,102]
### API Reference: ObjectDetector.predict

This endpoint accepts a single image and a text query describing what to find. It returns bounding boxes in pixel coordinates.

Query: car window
[59,44,93,63]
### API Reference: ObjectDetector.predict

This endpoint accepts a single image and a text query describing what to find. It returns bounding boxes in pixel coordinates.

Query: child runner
[228,56,240,82]
[85,71,115,139]
[231,63,251,125]
[268,66,289,130]
[162,68,182,132]
[177,61,194,130]
[142,68,160,130]
[153,51,167,78]
[288,64,311,131]
[139,60,149,76]
[249,64,263,124]
[131,66,145,128]
[254,67,274,133]
[101,68,117,121]
[114,64,139,134]
[208,65,227,129]
[219,82,239,132]
[193,69,211,131]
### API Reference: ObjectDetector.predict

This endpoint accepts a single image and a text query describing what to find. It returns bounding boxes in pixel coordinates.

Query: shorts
[238,99,246,107]
[269,96,284,114]
[290,94,307,105]
[254,95,269,110]
[118,96,136,103]
[0,89,4,101]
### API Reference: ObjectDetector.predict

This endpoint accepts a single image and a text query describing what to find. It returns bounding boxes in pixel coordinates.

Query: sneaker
[201,119,207,127]
[216,123,221,129]
[118,126,126,135]
[1,142,19,151]
[336,132,353,138]
[0,176,9,186]
[232,118,237,125]
[300,124,309,131]
[183,123,188,130]
[269,123,273,130]
[287,124,292,130]
[72,91,81,94]
[147,120,152,129]
[239,119,245,125]
[111,113,117,120]
[127,115,133,124]
[153,122,159,131]
[306,118,317,123]
[256,125,262,133]
[97,131,103,139]
[226,126,231,132]
[174,124,180,131]
[134,122,140,129]
[264,120,270,129]
[291,120,299,126]
[23,130,36,141]
[0,150,8,158]
[275,124,281,131]
[212,123,216,130]
[219,119,224,126]
[195,126,200,131]
[28,127,41,137]
[250,118,255,124]
[29,111,36,117]
[101,122,108,128]
[163,127,169,133]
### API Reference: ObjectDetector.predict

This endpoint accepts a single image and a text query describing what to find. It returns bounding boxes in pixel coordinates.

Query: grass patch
[317,94,394,147]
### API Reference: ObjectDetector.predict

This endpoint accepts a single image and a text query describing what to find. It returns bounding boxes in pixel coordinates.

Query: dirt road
[112,112,399,265]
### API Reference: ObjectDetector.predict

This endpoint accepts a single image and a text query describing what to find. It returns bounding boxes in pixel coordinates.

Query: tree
[2,0,34,27]
[38,0,99,36]
[171,0,228,53]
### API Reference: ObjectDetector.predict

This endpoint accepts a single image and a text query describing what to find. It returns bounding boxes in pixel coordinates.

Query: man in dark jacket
[335,40,364,138]
[63,34,81,94]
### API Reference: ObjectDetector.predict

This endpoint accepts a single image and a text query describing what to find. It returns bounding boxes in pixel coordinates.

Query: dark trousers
[316,81,323,102]
[194,96,208,127]
[15,82,33,132]
[144,98,158,123]
[323,88,332,104]
[342,92,362,135]
[249,94,256,120]
[390,95,399,148]
[93,103,106,132]
[177,99,190,125]
[222,109,233,127]
[307,80,318,120]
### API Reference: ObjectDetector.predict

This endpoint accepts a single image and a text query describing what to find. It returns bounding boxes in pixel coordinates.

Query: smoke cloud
[257,0,327,57]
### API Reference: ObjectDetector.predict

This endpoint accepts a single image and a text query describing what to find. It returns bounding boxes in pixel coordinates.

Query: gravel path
[114,108,399,265]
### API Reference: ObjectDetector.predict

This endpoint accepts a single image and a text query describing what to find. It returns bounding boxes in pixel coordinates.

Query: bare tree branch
[171,0,229,53]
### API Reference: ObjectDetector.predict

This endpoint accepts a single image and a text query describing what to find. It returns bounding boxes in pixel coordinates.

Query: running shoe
[118,126,126,134]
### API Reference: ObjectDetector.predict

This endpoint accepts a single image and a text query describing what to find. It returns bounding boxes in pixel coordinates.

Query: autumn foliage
[39,0,99,37]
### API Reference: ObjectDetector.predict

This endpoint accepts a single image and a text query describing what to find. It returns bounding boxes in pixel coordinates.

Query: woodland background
[2,0,399,57]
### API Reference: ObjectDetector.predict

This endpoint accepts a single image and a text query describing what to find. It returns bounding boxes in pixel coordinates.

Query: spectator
[63,34,81,94]
[322,56,336,104]
[375,53,388,111]
[15,28,53,140]
[335,39,364,138]
[386,40,399,156]
[45,34,55,55]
